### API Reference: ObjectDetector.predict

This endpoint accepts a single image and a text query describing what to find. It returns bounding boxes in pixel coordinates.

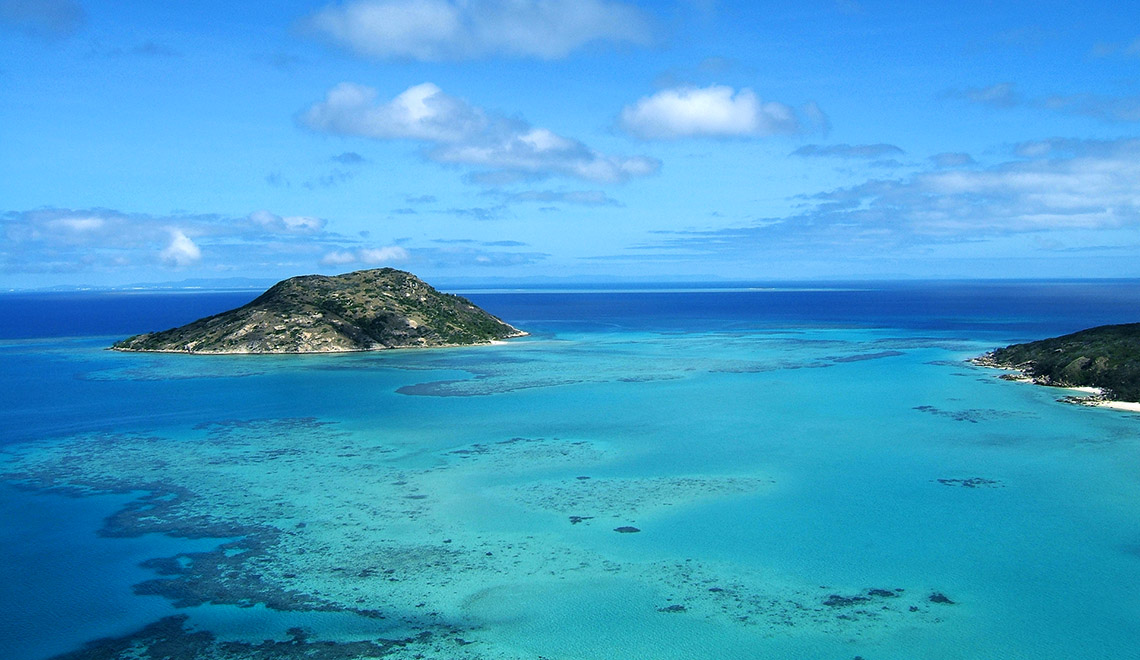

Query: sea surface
[1,281,1139,659]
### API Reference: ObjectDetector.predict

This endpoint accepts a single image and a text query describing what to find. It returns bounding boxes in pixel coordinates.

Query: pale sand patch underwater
[1,415,958,658]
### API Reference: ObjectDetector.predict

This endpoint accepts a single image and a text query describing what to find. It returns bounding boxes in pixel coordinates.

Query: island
[974,323,1140,410]
[111,268,526,354]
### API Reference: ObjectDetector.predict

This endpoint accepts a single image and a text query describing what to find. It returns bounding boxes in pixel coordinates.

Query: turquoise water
[1,284,1139,659]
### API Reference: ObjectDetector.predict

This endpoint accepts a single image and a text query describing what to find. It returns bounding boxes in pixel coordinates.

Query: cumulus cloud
[160,230,202,267]
[302,0,653,61]
[320,246,409,266]
[300,82,659,183]
[0,0,84,38]
[619,85,821,139]
[301,82,485,142]
[792,143,905,159]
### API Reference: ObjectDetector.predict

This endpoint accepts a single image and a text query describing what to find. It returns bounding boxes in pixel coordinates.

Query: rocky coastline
[972,323,1140,412]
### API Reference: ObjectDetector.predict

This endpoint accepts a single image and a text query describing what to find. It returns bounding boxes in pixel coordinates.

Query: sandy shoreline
[973,358,1140,414]
[1092,400,1140,412]
[1058,386,1140,412]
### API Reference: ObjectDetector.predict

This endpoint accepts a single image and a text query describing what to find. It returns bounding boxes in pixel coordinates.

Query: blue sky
[2,0,1140,288]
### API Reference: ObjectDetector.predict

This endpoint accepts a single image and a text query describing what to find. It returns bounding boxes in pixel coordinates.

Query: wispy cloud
[1090,36,1140,58]
[248,210,328,234]
[0,0,84,38]
[792,143,905,159]
[504,190,622,206]
[619,85,825,139]
[300,82,660,183]
[444,206,506,221]
[253,52,306,71]
[929,152,976,168]
[331,151,367,165]
[953,82,1022,108]
[100,41,181,58]
[637,138,1140,257]
[1,207,355,274]
[320,246,409,266]
[953,82,1140,123]
[302,0,654,61]
[415,245,548,267]
[303,169,356,189]
[1040,94,1140,123]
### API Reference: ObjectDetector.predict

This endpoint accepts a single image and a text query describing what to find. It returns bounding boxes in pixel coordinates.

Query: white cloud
[320,246,410,266]
[643,138,1140,256]
[358,246,410,263]
[619,85,810,139]
[320,250,358,266]
[160,230,202,267]
[300,82,485,142]
[430,129,659,183]
[49,216,105,232]
[2,207,347,275]
[248,210,327,234]
[303,0,653,61]
[301,82,659,183]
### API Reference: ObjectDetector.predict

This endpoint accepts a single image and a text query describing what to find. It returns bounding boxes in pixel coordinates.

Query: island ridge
[112,268,526,354]
[975,322,1140,407]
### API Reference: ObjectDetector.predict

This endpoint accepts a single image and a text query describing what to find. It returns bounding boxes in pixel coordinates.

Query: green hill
[976,323,1140,402]
[112,268,526,354]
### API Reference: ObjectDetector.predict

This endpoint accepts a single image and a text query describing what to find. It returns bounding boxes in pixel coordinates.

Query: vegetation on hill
[976,323,1140,402]
[112,268,525,354]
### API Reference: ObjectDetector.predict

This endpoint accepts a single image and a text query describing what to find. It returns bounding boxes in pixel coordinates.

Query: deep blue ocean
[5,280,1140,339]
[2,281,1138,660]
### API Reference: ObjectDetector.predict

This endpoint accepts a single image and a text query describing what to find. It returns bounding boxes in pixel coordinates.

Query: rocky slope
[112,268,526,354]
[974,323,1140,402]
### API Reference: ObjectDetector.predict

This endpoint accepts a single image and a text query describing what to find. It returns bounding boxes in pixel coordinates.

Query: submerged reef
[3,417,960,659]
[48,615,473,660]
[936,477,1003,489]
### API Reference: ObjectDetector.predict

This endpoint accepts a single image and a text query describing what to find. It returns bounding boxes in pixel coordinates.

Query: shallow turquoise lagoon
[1,284,1138,659]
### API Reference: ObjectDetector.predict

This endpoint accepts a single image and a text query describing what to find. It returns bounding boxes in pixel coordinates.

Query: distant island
[112,268,526,354]
[974,323,1140,409]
